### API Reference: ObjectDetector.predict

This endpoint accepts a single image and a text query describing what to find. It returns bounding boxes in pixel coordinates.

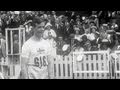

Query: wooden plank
[60,56,64,79]
[5,29,8,65]
[101,54,104,79]
[76,54,81,79]
[59,56,63,79]
[118,55,120,79]
[117,55,120,78]
[74,53,84,79]
[91,54,94,79]
[80,56,86,79]
[19,29,21,54]
[9,65,14,77]
[78,62,83,79]
[64,56,69,79]
[103,53,108,79]
[96,54,101,79]
[10,30,13,55]
[83,56,87,79]
[88,54,92,79]
[117,59,120,79]
[55,57,59,79]
[23,28,26,44]
[73,54,77,79]
[58,56,62,79]
[49,56,54,79]
[69,55,73,79]
[6,28,25,31]
[53,59,56,79]
[93,54,97,79]
[115,52,120,79]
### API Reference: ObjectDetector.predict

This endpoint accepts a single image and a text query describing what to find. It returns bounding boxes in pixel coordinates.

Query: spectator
[74,26,82,42]
[56,37,66,55]
[13,34,19,54]
[44,22,57,39]
[44,22,57,56]
[0,32,6,73]
[0,32,6,59]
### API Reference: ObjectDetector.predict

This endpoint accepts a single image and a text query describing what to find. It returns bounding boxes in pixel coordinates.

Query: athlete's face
[34,22,45,37]
[46,26,51,30]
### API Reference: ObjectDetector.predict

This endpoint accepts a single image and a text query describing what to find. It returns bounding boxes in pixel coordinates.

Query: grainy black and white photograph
[0,11,120,79]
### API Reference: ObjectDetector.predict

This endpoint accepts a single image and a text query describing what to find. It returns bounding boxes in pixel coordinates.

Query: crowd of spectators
[0,11,120,56]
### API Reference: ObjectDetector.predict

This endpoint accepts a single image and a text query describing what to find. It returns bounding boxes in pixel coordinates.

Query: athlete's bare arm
[47,55,51,79]
[21,41,30,79]
[21,57,29,79]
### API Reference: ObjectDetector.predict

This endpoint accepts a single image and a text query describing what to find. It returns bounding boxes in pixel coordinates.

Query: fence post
[5,27,26,79]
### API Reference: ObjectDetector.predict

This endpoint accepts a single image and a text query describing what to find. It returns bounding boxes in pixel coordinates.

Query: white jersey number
[34,55,48,68]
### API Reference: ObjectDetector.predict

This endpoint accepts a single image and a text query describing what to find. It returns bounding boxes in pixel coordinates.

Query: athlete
[21,18,52,79]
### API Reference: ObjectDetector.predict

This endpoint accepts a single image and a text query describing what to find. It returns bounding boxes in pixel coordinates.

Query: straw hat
[91,26,97,29]
[45,22,52,28]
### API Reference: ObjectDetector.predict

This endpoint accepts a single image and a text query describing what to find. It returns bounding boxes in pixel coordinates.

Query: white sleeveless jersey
[21,38,51,79]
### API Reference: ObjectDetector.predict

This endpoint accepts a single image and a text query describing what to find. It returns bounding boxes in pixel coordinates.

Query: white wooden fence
[51,51,110,79]
[114,51,120,79]
[50,55,73,79]
[1,28,26,78]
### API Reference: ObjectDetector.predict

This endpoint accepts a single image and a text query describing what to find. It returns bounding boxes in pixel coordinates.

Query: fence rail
[1,48,118,79]
[50,51,111,79]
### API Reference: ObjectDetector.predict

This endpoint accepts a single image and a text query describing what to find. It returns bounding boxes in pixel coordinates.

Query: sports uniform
[21,37,51,79]
[21,19,52,79]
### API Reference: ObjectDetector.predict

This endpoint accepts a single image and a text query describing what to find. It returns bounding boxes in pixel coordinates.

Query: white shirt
[21,38,52,79]
[46,39,57,56]
[43,29,57,39]
[74,35,82,41]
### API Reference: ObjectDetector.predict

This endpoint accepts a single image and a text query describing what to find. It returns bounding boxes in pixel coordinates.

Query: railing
[50,55,73,79]
[1,50,119,79]
[50,51,111,79]
[73,51,110,79]
[1,27,26,79]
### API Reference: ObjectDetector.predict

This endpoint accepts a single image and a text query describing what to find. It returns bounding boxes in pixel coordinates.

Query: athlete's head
[45,22,52,30]
[32,17,46,38]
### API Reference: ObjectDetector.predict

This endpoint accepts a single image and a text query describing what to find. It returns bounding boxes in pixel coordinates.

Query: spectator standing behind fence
[43,22,57,56]
[74,26,82,42]
[89,26,99,51]
[99,24,111,50]
[0,32,6,74]
[56,37,66,55]
[0,32,6,59]
[13,34,19,64]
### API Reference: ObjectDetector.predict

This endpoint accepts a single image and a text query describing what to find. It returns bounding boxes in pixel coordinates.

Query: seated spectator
[73,26,82,42]
[56,37,66,55]
[43,22,57,40]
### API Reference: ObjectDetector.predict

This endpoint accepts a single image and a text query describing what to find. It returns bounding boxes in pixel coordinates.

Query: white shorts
[27,65,49,79]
